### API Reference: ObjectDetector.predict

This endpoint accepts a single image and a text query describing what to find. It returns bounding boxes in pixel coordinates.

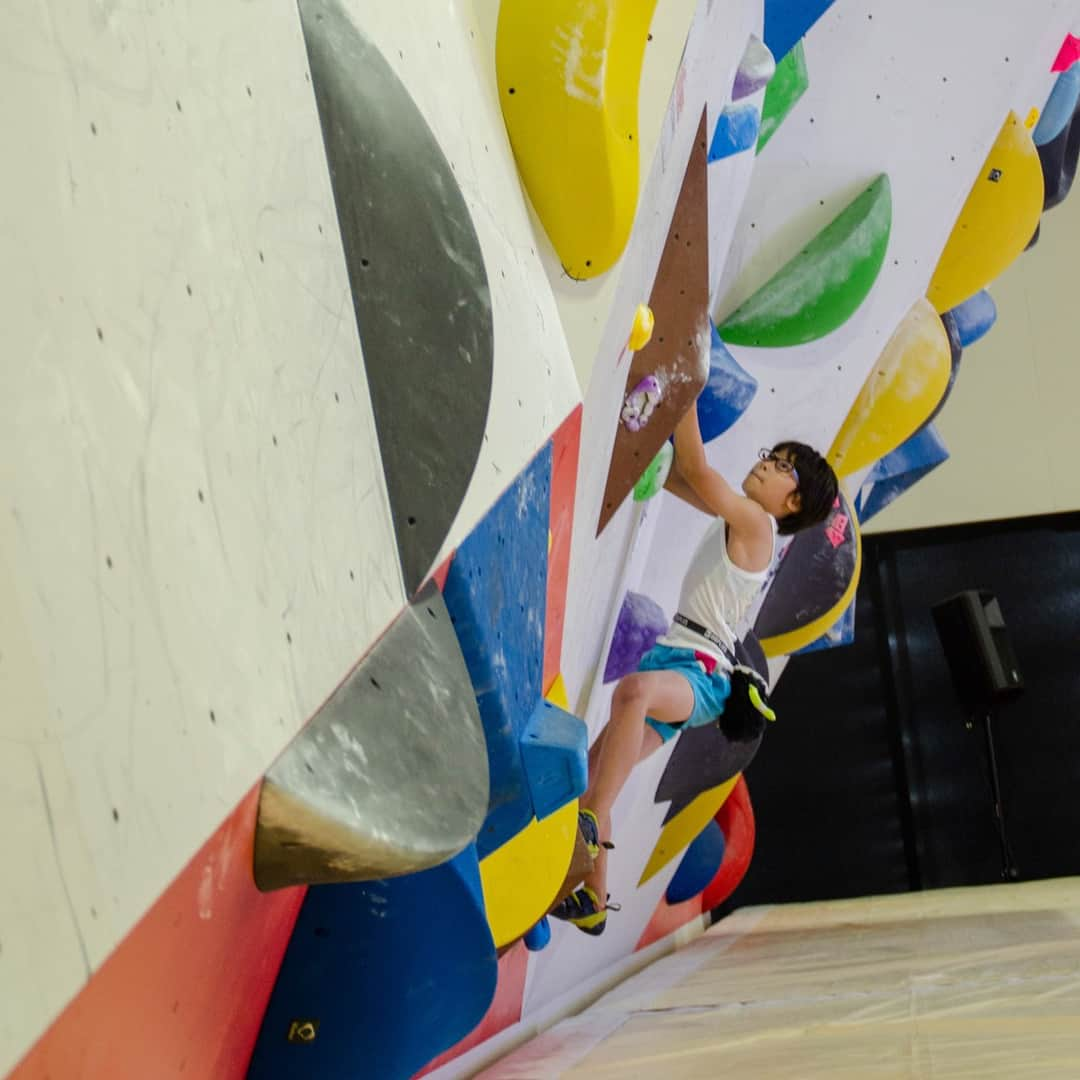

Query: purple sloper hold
[621,374,663,432]
[604,590,670,683]
[732,35,776,101]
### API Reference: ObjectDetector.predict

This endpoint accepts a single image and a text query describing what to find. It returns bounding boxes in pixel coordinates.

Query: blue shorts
[638,644,731,743]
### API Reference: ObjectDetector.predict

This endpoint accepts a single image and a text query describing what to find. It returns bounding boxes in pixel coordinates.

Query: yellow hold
[479,800,579,947]
[639,775,740,886]
[496,0,659,280]
[628,303,656,350]
[827,298,952,479]
[927,111,1044,313]
[479,671,578,947]
[1025,107,1040,130]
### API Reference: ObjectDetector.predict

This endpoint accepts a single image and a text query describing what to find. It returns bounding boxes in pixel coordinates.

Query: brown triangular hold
[597,108,711,535]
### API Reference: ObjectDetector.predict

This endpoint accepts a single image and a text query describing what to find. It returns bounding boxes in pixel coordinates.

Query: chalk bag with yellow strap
[717,664,777,743]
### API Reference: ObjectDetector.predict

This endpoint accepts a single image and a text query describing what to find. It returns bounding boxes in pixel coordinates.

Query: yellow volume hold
[828,298,951,479]
[927,111,1044,313]
[497,0,659,280]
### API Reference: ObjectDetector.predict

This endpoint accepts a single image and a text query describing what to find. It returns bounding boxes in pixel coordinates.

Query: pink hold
[621,374,663,432]
[1052,33,1080,73]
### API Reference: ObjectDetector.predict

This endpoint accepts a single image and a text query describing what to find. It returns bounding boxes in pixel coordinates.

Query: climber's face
[743,448,802,518]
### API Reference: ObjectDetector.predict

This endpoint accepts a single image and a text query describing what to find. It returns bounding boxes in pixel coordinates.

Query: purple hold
[604,590,670,683]
[731,35,776,101]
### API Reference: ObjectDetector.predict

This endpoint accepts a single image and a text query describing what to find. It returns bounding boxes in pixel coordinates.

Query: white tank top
[656,514,777,668]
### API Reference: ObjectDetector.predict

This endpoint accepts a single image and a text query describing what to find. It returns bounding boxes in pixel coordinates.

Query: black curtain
[718,511,1080,915]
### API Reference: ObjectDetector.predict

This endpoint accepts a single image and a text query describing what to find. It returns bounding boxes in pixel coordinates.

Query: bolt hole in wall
[719,511,1080,917]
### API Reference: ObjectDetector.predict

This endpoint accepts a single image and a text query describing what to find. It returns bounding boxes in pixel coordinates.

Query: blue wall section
[696,325,758,443]
[247,846,496,1080]
[763,0,836,65]
[443,444,553,857]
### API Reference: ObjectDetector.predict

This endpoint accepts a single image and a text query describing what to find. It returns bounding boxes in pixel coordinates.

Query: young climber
[552,406,839,935]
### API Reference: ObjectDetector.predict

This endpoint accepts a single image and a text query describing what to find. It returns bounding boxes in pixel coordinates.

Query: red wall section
[10,787,304,1080]
[700,776,756,912]
[635,776,757,950]
[635,893,705,952]
[544,405,583,692]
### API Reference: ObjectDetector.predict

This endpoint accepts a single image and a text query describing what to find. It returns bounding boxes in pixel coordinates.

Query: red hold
[1052,33,1080,73]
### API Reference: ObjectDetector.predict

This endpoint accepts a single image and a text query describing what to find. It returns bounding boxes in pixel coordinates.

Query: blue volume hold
[1035,64,1080,146]
[947,290,997,348]
[666,818,727,905]
[248,845,496,1080]
[708,104,761,161]
[521,699,588,821]
[524,916,552,952]
[696,324,758,442]
[857,425,949,524]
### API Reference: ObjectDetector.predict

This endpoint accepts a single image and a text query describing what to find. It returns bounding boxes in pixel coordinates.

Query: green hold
[633,442,674,502]
[718,174,892,349]
[757,39,809,153]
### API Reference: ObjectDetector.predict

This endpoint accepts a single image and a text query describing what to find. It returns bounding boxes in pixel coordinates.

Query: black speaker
[931,590,1023,708]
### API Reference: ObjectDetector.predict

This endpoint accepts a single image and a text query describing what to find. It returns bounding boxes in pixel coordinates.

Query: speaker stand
[972,708,1020,882]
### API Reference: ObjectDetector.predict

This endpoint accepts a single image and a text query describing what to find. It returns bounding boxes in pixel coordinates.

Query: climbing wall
[6,0,1080,1078]
[519,0,1080,1048]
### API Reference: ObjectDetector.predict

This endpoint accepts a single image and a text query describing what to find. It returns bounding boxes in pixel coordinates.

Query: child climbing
[552,405,839,935]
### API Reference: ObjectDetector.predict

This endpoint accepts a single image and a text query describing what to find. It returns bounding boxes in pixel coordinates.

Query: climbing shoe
[550,886,621,936]
[578,808,615,861]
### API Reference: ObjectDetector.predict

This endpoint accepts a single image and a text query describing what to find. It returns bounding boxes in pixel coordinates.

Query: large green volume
[718,174,892,348]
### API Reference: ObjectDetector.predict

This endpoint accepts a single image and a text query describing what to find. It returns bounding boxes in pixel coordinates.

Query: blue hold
[795,596,856,654]
[868,423,950,485]
[247,845,497,1080]
[443,444,553,858]
[708,104,761,161]
[856,425,949,524]
[763,0,835,65]
[524,916,552,952]
[1035,64,1080,146]
[521,699,588,821]
[697,324,758,443]
[947,290,997,348]
[666,818,727,905]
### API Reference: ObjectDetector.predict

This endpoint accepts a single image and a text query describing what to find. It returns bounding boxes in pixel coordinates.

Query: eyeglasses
[758,448,800,486]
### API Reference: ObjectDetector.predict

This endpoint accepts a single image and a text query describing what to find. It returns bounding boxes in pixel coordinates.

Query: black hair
[771,441,839,536]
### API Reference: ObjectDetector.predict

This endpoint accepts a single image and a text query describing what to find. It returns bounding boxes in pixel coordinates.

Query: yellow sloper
[758,486,863,658]
[639,774,740,886]
[496,0,660,280]
[927,110,1044,314]
[827,298,951,479]
[479,674,579,947]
